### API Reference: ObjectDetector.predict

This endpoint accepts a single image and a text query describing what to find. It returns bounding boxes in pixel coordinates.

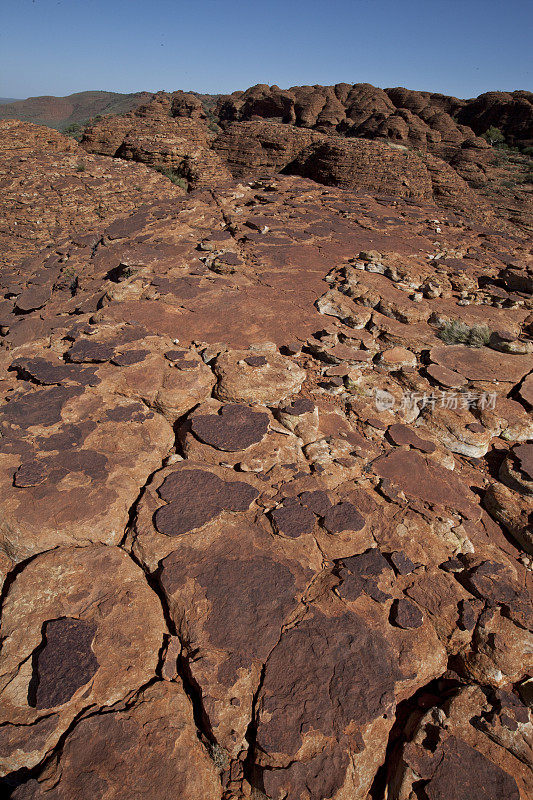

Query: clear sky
[2,0,532,100]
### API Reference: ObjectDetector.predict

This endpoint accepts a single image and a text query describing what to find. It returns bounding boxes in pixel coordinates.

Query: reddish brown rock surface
[0,105,531,800]
[0,119,185,266]
[80,91,232,188]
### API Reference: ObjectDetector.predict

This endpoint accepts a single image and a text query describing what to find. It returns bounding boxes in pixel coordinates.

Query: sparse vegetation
[63,122,84,140]
[208,742,230,771]
[54,266,78,295]
[482,125,506,148]
[437,319,491,348]
[205,106,221,135]
[154,165,188,189]
[75,162,86,172]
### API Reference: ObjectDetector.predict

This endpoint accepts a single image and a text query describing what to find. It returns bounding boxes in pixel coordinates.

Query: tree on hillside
[483,126,506,147]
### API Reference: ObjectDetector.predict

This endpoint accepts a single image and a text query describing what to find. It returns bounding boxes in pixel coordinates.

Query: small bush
[63,122,83,140]
[154,165,188,189]
[75,162,86,172]
[208,743,230,771]
[482,126,506,148]
[438,320,491,348]
[54,267,78,296]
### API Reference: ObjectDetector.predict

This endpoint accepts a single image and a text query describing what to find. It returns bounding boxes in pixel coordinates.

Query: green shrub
[154,165,188,189]
[63,122,84,141]
[208,743,229,771]
[438,320,491,348]
[75,162,86,172]
[482,126,506,147]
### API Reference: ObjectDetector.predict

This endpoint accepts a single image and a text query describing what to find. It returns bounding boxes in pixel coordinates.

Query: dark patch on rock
[464,560,531,626]
[105,403,149,423]
[66,339,115,363]
[458,599,477,631]
[282,397,315,416]
[45,449,109,483]
[244,355,267,367]
[10,357,93,386]
[389,551,417,575]
[440,557,464,573]
[173,358,198,370]
[36,422,97,451]
[298,489,332,516]
[466,422,486,434]
[29,617,99,709]
[387,423,436,453]
[322,501,365,533]
[494,689,529,724]
[262,742,349,800]
[425,735,520,800]
[343,547,391,577]
[256,610,403,756]
[216,252,244,267]
[164,349,186,361]
[390,598,423,628]
[160,550,297,685]
[336,570,365,601]
[111,349,149,366]
[14,460,48,488]
[190,404,269,451]
[338,548,393,602]
[514,442,533,481]
[0,386,83,429]
[500,713,518,731]
[154,468,258,537]
[270,497,316,537]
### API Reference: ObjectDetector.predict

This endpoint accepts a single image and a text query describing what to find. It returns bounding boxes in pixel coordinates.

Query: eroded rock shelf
[0,108,531,800]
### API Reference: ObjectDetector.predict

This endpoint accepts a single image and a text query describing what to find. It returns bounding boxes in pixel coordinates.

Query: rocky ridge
[78,84,533,231]
[0,118,531,799]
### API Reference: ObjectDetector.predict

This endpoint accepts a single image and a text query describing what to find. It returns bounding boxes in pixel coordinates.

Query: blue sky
[2,0,532,99]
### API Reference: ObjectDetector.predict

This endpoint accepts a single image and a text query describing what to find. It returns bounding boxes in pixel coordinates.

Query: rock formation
[0,119,184,266]
[215,82,533,151]
[80,91,232,188]
[75,84,533,230]
[0,108,531,800]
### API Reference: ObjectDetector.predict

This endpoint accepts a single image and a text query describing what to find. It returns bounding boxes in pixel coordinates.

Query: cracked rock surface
[0,118,531,799]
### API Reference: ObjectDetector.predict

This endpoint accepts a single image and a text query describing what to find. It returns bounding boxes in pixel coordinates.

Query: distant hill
[0,98,20,105]
[0,90,153,131]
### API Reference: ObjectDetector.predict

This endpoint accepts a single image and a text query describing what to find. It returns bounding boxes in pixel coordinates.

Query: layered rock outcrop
[80,91,231,188]
[212,83,533,229]
[0,119,185,265]
[215,82,533,151]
